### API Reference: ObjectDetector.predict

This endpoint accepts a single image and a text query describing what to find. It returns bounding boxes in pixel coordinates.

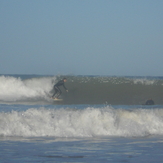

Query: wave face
[1,106,163,137]
[65,76,163,105]
[1,75,163,105]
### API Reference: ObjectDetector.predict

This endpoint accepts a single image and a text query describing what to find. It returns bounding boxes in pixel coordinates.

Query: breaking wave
[1,106,163,137]
[0,75,163,105]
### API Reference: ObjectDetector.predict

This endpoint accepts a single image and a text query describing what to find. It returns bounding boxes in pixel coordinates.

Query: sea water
[1,75,163,163]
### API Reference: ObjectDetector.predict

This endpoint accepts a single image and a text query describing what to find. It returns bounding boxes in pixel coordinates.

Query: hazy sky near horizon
[1,0,163,76]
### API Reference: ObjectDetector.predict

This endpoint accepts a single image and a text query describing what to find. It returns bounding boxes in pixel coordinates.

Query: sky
[0,0,163,76]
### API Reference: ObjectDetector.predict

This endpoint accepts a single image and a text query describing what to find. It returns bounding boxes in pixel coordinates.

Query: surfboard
[53,98,63,101]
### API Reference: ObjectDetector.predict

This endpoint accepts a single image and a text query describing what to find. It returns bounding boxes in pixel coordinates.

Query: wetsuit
[52,79,67,98]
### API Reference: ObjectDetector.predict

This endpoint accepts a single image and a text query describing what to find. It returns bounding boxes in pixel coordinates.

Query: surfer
[145,98,155,105]
[51,78,68,99]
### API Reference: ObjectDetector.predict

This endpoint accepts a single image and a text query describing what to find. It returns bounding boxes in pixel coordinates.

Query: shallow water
[1,136,163,163]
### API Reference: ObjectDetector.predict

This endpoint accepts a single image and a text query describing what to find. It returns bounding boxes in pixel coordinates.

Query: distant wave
[0,75,163,105]
[1,106,163,137]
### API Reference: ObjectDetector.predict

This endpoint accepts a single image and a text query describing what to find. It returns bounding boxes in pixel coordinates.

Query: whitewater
[1,74,163,162]
[0,75,54,104]
[1,105,163,138]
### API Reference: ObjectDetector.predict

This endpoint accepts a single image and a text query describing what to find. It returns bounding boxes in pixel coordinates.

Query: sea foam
[0,76,55,102]
[1,106,163,137]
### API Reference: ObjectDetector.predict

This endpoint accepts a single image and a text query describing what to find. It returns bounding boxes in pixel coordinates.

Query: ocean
[1,74,163,162]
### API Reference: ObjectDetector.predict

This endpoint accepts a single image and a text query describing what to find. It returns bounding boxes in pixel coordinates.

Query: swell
[1,75,163,105]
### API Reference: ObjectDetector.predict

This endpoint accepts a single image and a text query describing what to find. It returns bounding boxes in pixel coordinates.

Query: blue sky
[1,0,163,76]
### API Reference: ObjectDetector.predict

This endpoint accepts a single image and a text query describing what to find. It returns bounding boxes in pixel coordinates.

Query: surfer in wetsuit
[51,78,68,99]
[145,98,155,105]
